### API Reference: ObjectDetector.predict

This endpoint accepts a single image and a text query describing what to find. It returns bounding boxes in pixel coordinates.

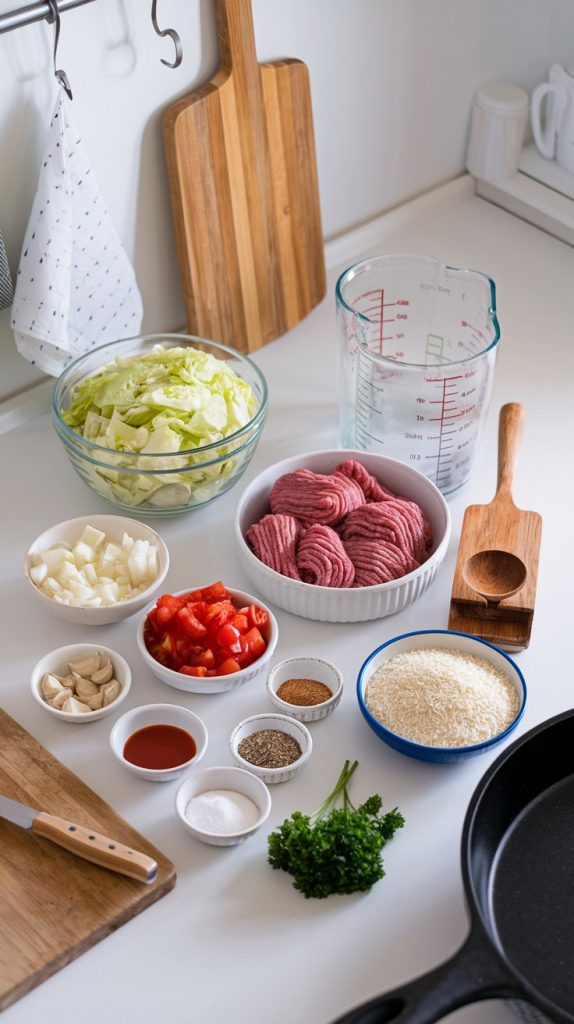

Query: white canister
[466,82,528,182]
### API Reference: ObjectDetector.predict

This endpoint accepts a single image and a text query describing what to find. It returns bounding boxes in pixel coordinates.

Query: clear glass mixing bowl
[52,334,268,516]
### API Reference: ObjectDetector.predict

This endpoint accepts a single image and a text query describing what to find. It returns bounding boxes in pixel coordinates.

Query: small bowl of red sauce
[109,703,208,782]
[137,582,278,694]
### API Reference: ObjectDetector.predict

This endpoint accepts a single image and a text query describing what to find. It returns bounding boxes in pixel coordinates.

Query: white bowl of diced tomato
[136,582,279,694]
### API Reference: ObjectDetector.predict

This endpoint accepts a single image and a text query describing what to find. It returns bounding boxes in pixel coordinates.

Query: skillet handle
[332,930,518,1024]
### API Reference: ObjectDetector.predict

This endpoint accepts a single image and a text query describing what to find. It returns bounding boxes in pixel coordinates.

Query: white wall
[0,0,572,400]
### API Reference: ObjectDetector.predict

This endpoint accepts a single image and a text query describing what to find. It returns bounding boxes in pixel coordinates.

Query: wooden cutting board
[163,0,326,353]
[448,403,542,650]
[0,709,176,1011]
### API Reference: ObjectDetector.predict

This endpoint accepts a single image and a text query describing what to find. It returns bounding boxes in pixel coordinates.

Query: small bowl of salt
[175,766,272,846]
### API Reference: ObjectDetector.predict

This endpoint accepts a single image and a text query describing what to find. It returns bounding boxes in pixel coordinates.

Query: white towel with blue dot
[11,92,143,376]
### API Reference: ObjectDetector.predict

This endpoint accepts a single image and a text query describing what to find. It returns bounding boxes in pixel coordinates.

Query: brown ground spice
[277,677,333,707]
[238,729,302,768]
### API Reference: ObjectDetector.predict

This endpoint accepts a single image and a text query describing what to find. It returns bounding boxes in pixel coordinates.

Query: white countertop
[1,176,573,1024]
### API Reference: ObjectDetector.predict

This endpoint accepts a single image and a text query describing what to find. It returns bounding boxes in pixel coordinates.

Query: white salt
[185,789,260,835]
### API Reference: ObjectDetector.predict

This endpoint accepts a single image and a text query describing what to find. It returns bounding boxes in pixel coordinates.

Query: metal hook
[151,0,182,69]
[45,0,73,100]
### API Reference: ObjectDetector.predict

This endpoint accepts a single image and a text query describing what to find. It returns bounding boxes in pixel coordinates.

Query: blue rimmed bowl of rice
[357,629,526,763]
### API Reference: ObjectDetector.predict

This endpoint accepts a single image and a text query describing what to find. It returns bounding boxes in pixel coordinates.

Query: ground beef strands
[341,498,432,564]
[297,524,355,587]
[269,467,364,526]
[244,513,301,580]
[245,459,433,589]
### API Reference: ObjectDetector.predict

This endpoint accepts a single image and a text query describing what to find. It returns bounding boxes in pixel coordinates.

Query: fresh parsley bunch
[267,760,404,899]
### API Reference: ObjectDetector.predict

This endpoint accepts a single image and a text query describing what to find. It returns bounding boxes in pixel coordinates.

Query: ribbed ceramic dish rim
[30,643,132,723]
[136,587,279,694]
[51,333,269,460]
[229,712,312,781]
[24,513,170,615]
[357,629,527,758]
[234,448,451,620]
[175,765,272,843]
[267,656,344,721]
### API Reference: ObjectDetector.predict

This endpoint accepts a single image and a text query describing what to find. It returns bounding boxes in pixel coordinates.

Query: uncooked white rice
[365,647,520,748]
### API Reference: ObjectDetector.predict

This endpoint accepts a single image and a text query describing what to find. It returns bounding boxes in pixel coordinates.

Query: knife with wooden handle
[0,795,157,884]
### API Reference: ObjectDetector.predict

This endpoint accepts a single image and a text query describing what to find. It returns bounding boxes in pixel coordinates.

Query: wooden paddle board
[448,403,542,649]
[0,709,176,1011]
[163,0,326,353]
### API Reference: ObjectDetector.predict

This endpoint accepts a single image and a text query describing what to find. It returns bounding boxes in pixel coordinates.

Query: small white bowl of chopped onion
[24,514,169,625]
[31,643,131,723]
[357,629,527,763]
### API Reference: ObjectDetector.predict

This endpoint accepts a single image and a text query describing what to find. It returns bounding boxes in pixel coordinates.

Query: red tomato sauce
[123,724,196,769]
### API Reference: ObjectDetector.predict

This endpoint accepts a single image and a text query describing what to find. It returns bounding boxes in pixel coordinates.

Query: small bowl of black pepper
[267,656,344,722]
[229,712,312,784]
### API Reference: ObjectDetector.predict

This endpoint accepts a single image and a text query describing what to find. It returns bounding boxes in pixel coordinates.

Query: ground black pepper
[277,677,333,706]
[238,729,302,769]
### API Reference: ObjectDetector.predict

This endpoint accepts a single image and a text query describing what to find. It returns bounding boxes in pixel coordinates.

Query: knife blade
[0,795,158,884]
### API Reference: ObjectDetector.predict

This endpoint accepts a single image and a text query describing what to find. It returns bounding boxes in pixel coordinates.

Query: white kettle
[531,64,574,173]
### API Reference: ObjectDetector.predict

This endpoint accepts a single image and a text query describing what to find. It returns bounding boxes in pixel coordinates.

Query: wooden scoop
[448,403,542,650]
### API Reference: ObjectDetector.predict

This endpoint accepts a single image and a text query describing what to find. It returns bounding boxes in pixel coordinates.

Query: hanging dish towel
[11,91,143,376]
[0,231,13,310]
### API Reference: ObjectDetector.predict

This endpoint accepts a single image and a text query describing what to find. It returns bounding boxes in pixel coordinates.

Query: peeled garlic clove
[101,679,121,707]
[86,691,104,711]
[41,673,64,701]
[91,659,113,685]
[50,687,73,709]
[62,697,92,715]
[67,654,100,676]
[72,672,99,698]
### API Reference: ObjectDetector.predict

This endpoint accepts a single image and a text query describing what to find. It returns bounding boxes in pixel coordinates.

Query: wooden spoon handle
[496,403,525,501]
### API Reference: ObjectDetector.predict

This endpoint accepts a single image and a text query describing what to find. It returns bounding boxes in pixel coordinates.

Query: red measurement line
[426,375,464,382]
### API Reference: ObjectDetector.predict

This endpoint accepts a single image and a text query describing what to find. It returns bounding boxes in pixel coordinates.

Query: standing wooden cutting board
[0,709,176,1011]
[163,0,326,352]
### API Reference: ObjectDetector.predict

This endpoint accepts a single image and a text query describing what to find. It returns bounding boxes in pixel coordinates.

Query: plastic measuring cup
[336,253,499,495]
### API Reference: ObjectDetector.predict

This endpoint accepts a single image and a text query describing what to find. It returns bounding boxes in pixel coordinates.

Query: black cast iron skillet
[333,708,574,1024]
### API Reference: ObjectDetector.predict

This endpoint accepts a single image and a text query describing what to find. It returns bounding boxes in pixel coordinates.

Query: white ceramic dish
[234,449,451,623]
[357,629,527,764]
[109,703,208,782]
[136,587,278,694]
[175,766,272,847]
[230,712,312,784]
[267,656,343,722]
[31,643,131,724]
[24,514,169,626]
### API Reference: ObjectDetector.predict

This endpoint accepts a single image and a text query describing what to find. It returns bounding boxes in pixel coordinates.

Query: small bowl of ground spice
[230,712,312,783]
[267,656,343,722]
[357,629,526,763]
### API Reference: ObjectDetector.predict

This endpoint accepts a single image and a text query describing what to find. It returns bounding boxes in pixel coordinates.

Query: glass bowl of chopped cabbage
[52,335,268,515]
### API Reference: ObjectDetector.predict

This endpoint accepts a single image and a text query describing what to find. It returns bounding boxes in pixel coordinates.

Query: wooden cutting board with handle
[448,403,542,650]
[163,0,326,352]
[0,709,176,1011]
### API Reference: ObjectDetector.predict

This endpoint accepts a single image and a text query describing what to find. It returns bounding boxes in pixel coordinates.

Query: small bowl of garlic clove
[30,644,131,723]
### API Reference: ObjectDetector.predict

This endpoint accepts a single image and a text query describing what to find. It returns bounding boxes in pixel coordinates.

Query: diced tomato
[176,606,207,639]
[248,604,269,629]
[216,623,242,652]
[144,585,268,678]
[243,626,266,658]
[229,613,249,633]
[199,581,228,603]
[216,657,241,675]
[194,648,215,669]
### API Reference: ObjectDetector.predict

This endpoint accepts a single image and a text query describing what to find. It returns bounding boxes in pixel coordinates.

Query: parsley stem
[311,759,359,822]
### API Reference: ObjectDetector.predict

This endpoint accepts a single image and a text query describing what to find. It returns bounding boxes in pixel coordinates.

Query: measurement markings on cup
[425,375,465,485]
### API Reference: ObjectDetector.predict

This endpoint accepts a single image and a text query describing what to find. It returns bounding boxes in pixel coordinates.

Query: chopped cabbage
[61,345,260,509]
